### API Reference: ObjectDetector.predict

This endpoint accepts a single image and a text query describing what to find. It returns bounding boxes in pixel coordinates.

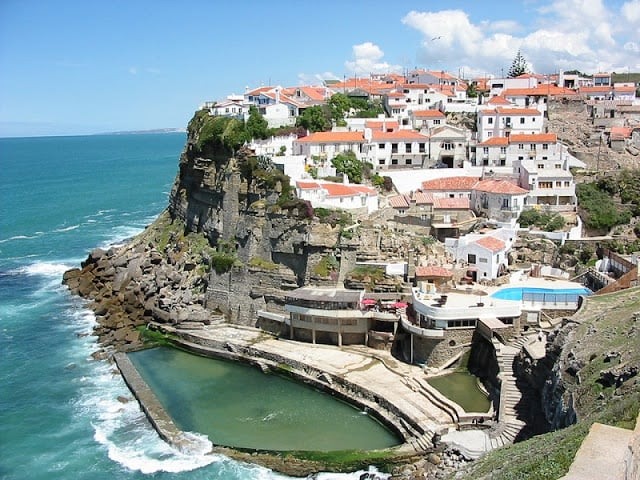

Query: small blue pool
[491,286,591,301]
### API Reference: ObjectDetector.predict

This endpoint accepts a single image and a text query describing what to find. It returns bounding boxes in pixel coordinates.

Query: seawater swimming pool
[491,286,591,301]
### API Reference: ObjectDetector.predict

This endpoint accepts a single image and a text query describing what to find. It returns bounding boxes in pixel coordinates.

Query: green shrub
[210,252,236,274]
[248,257,278,271]
[313,255,339,277]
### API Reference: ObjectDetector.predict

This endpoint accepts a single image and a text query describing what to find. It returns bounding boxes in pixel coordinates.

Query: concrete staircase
[488,336,530,448]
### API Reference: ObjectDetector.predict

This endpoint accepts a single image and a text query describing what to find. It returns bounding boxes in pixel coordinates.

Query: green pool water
[127,347,400,451]
[427,371,491,413]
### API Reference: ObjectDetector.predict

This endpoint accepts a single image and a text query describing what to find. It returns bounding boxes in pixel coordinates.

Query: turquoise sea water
[0,134,384,480]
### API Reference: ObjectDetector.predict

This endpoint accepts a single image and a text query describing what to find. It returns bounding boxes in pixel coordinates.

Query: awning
[362,298,377,305]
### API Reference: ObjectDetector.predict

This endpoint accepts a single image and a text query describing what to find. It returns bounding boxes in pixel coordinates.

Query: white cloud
[129,66,138,75]
[401,2,639,77]
[622,0,640,24]
[297,71,341,85]
[344,41,402,75]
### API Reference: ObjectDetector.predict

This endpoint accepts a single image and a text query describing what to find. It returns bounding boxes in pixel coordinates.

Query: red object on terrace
[393,302,408,308]
[362,298,377,305]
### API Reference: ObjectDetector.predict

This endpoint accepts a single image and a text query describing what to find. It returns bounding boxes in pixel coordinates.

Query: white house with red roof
[421,176,479,199]
[294,131,364,161]
[445,228,516,280]
[367,128,431,169]
[471,178,528,226]
[295,180,378,214]
[475,132,570,170]
[477,106,544,142]
[409,109,446,131]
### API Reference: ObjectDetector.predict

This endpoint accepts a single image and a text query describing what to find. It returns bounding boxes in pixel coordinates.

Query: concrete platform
[560,423,633,480]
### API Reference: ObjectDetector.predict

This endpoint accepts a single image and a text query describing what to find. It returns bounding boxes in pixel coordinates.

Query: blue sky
[1,0,638,137]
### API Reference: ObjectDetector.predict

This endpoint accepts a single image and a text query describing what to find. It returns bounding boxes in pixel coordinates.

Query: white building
[409,109,446,131]
[445,229,516,280]
[295,180,378,214]
[477,106,544,142]
[471,179,528,226]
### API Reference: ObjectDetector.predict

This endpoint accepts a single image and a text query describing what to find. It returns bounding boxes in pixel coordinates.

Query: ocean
[0,134,383,480]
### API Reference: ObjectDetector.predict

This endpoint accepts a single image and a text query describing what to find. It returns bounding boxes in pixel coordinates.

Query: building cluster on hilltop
[200,68,640,285]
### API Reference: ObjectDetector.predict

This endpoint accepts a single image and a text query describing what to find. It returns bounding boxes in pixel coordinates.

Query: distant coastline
[97,127,186,136]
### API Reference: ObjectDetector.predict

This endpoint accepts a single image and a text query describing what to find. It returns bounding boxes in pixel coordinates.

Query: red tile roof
[415,266,453,278]
[296,181,376,197]
[372,130,429,141]
[422,176,479,191]
[508,133,557,143]
[411,110,446,118]
[388,195,410,208]
[296,131,364,143]
[503,85,575,97]
[475,235,506,253]
[473,179,528,195]
[434,197,470,209]
[477,137,509,146]
[610,126,632,140]
[412,191,434,204]
[495,107,542,116]
[365,120,399,131]
[487,95,512,105]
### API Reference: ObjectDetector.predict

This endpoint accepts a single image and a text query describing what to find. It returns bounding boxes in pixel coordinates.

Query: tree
[331,151,363,184]
[508,50,529,78]
[466,82,478,98]
[295,105,331,132]
[328,93,351,122]
[245,106,269,140]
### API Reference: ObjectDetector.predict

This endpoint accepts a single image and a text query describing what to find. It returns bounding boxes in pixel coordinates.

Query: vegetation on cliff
[575,169,640,233]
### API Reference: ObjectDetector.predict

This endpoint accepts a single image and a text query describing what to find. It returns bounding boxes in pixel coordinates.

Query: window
[538,164,544,169]
[443,142,454,151]
[391,158,398,165]
[419,143,425,153]
[405,159,412,165]
[420,214,428,221]
[520,117,525,124]
[468,254,476,264]
[433,119,441,125]
[391,143,398,153]
[555,163,562,169]
[479,258,488,263]
[542,144,549,150]
[406,144,412,153]
[539,181,553,188]
[500,147,506,154]
[530,144,536,151]
[378,159,385,165]
[483,147,489,154]
[556,181,562,187]
[488,117,494,124]
[564,181,571,187]
[518,144,524,150]
[378,143,385,149]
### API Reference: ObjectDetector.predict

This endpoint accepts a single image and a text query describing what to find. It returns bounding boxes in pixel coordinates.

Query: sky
[0,0,638,137]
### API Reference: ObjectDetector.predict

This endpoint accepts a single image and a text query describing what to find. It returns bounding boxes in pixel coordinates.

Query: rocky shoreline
[62,223,476,479]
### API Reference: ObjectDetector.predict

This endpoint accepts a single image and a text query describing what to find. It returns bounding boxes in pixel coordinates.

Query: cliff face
[165,113,347,323]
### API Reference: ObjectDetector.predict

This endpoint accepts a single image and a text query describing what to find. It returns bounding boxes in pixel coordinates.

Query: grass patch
[137,326,176,348]
[248,257,279,271]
